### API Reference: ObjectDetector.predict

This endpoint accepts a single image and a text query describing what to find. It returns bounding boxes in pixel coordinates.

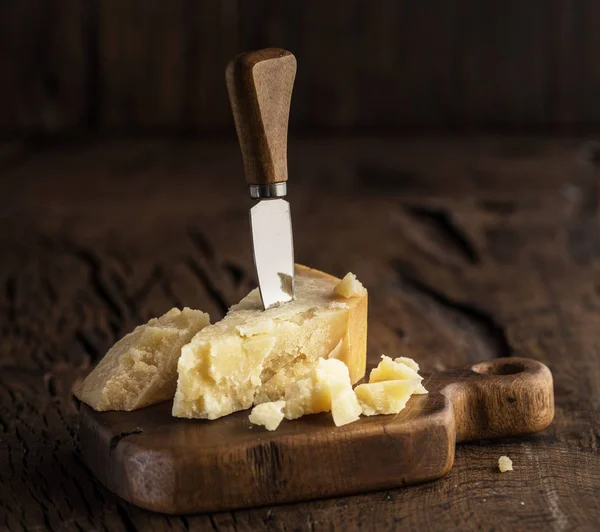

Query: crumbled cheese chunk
[394,356,420,372]
[354,379,421,416]
[498,456,513,472]
[249,401,286,431]
[334,272,367,298]
[284,358,362,427]
[369,355,428,394]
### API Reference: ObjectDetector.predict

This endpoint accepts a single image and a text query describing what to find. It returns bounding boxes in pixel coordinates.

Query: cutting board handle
[425,357,554,443]
[226,48,297,187]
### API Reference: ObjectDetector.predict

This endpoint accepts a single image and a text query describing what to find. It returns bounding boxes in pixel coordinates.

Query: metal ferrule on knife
[249,182,287,200]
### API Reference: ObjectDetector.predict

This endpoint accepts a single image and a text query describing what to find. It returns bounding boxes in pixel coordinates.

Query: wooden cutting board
[78,357,553,515]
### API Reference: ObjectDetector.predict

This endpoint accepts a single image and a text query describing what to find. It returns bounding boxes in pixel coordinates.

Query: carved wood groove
[393,262,512,360]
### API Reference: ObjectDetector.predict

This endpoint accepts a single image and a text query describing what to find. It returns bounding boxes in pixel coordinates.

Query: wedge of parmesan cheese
[172,265,368,420]
[75,308,210,411]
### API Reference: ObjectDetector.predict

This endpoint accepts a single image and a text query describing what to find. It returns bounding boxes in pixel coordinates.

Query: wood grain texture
[226,48,296,185]
[78,357,552,514]
[429,358,554,443]
[0,0,86,132]
[0,136,599,530]
[79,396,454,515]
[5,1,600,133]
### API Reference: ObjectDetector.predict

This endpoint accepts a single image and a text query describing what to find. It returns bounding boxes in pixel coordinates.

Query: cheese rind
[354,379,421,416]
[249,401,285,431]
[370,355,428,394]
[284,358,361,427]
[75,308,210,411]
[172,265,368,420]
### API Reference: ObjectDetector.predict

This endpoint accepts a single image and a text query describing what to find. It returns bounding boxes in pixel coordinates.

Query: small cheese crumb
[498,455,513,472]
[334,273,367,298]
[249,401,285,431]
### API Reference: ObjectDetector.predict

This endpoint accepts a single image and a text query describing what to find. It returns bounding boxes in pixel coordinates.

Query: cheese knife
[226,48,297,309]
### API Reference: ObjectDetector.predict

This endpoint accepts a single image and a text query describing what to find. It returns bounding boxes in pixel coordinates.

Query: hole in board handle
[471,360,526,376]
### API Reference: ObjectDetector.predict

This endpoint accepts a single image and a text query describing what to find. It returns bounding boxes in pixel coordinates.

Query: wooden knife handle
[226,48,297,187]
[424,357,554,443]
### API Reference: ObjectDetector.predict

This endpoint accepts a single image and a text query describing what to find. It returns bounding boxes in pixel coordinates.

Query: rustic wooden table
[1,136,599,531]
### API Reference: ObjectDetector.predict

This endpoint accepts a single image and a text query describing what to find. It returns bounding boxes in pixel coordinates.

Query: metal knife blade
[250,198,294,309]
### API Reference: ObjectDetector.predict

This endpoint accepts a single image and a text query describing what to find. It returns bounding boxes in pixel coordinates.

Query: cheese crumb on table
[498,455,513,472]
[172,265,367,420]
[354,379,421,416]
[75,308,210,411]
[334,272,367,298]
[284,358,362,427]
[369,355,428,394]
[249,401,286,431]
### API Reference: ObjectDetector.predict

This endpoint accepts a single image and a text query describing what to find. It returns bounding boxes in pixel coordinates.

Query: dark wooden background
[2,2,600,530]
[3,0,600,134]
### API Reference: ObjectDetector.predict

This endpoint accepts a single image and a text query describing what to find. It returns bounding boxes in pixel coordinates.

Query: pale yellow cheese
[173,265,368,420]
[498,456,513,472]
[284,358,362,427]
[354,379,421,416]
[330,387,363,427]
[75,308,210,411]
[249,401,285,431]
[369,355,428,394]
[334,272,367,298]
[395,356,420,372]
